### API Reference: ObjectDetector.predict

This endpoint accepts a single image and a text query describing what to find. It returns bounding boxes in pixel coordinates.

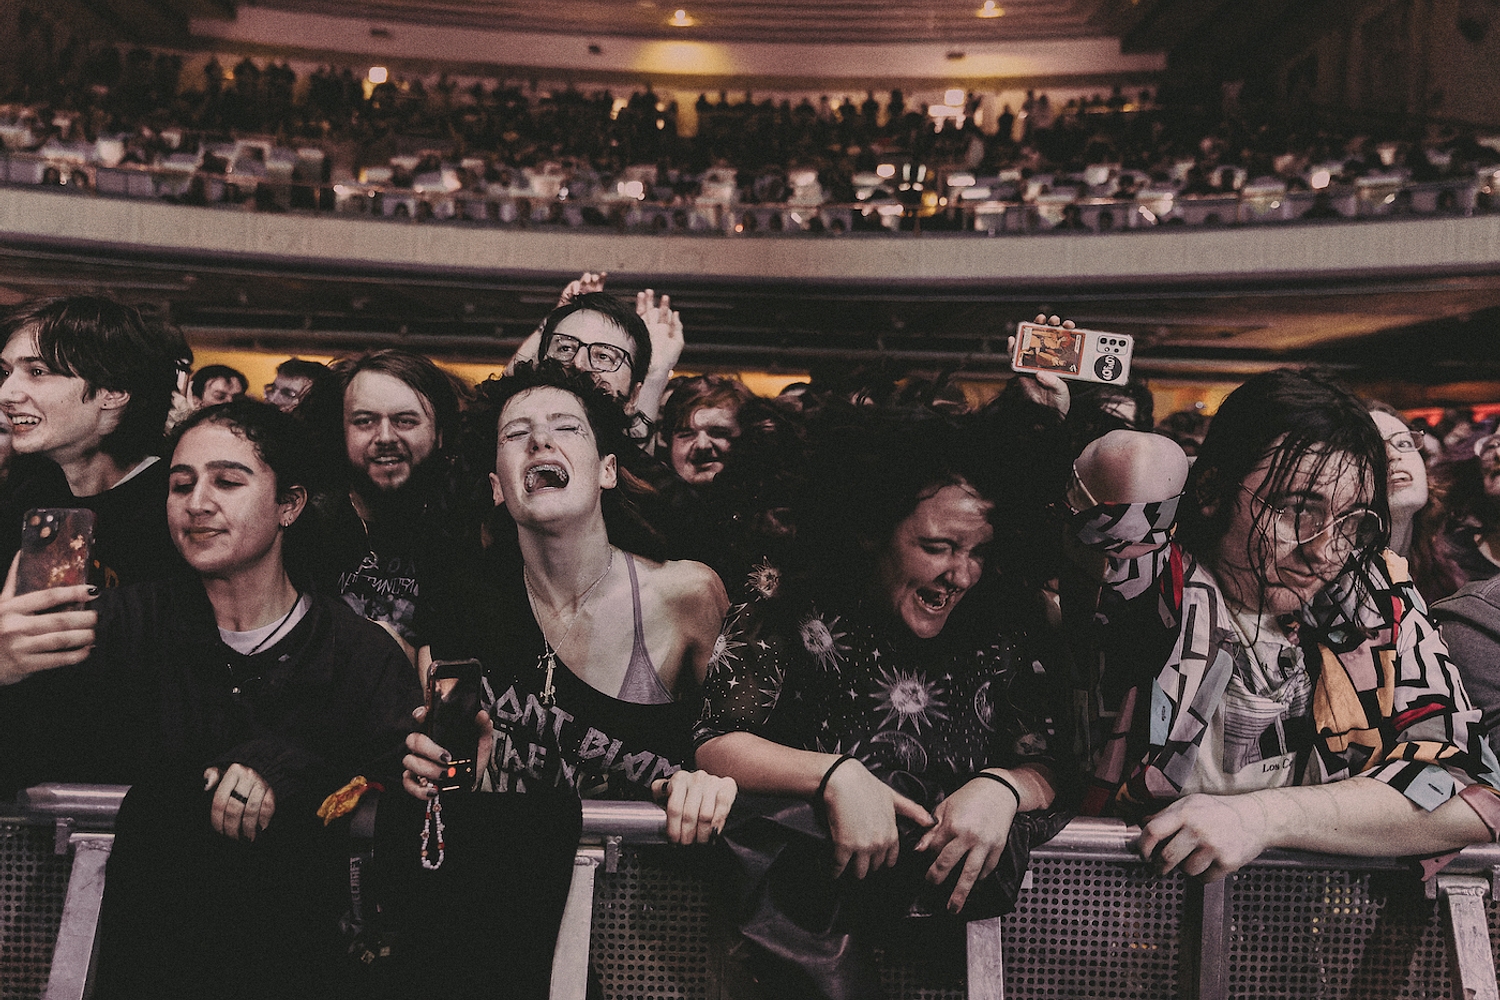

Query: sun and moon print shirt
[692,581,1070,814]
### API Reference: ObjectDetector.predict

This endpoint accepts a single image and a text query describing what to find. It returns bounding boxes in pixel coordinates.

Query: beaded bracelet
[814,753,858,806]
[971,770,1022,809]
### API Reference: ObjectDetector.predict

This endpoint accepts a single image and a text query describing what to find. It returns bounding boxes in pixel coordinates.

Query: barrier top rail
[17,783,1500,879]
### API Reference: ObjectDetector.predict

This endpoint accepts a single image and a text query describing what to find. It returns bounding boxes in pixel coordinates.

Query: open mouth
[524,463,570,493]
[8,414,39,428]
[915,587,956,612]
[1389,470,1413,488]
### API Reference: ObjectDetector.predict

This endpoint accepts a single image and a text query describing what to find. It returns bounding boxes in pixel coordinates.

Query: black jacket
[1,578,421,805]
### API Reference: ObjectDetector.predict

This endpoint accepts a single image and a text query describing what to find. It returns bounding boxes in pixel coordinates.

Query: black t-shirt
[1,457,187,588]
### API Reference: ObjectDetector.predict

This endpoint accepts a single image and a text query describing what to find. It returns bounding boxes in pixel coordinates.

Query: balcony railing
[1,150,1490,239]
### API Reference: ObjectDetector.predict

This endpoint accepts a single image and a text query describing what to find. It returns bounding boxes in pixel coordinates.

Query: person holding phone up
[396,361,736,1000]
[0,399,420,1000]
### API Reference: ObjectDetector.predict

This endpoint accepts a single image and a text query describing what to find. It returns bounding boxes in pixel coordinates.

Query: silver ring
[228,790,250,803]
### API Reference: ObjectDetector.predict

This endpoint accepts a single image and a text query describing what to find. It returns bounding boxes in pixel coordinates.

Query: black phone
[16,508,95,607]
[425,658,483,792]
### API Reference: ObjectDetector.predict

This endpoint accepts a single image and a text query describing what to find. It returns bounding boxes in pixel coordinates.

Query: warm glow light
[632,40,730,73]
[1310,169,1331,190]
[876,163,896,178]
[944,89,964,107]
[367,66,388,84]
[977,1,1004,17]
[669,9,695,26]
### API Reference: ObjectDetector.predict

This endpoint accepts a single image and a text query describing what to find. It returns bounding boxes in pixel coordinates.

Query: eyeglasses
[1241,485,1385,554]
[545,334,634,374]
[264,382,306,404]
[1383,429,1425,453]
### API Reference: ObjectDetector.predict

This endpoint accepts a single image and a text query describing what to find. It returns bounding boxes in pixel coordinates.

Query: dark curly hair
[170,398,319,586]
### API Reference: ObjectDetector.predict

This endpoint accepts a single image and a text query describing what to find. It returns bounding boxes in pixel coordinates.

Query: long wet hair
[1178,369,1389,606]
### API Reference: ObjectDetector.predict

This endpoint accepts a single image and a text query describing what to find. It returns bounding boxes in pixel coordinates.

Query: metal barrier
[4,785,1499,999]
[0,150,1488,239]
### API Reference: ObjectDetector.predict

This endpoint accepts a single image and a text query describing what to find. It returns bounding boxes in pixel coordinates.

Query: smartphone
[1012,321,1134,384]
[16,509,95,605]
[425,658,483,792]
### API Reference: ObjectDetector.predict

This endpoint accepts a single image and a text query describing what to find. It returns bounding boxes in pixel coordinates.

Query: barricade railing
[0,149,1489,238]
[4,785,1498,1000]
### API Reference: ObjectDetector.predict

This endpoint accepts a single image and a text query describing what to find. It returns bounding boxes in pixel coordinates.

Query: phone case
[1012,322,1134,384]
[427,658,483,791]
[16,508,95,597]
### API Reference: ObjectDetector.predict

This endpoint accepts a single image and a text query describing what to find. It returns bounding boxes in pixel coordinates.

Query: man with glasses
[512,279,684,441]
[263,357,329,414]
[1058,369,1500,880]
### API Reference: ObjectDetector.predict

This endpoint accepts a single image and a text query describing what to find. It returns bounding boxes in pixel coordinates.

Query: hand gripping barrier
[5,785,1499,1000]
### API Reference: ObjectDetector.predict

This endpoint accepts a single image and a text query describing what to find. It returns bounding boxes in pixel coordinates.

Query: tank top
[477,554,697,800]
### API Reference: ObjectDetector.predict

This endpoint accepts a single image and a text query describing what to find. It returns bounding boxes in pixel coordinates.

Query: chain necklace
[522,547,615,706]
[243,592,302,657]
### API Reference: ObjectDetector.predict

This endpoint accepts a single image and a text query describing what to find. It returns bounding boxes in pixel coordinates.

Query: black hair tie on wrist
[972,770,1022,809]
[814,753,858,807]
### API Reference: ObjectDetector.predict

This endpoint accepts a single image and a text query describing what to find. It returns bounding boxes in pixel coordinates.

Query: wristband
[814,753,858,806]
[972,771,1022,809]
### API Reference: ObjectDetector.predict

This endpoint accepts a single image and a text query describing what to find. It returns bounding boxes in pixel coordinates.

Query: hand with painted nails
[204,763,276,842]
[822,756,935,879]
[402,704,495,799]
[0,552,98,686]
[651,769,736,845]
[915,773,1020,913]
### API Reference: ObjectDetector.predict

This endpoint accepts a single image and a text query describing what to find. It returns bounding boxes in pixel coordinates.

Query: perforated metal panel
[1228,866,1500,999]
[878,945,965,1000]
[1002,855,1184,999]
[591,850,716,999]
[0,821,70,1000]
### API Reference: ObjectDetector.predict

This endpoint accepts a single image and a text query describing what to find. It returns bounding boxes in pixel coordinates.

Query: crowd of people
[0,278,1497,998]
[5,19,1500,228]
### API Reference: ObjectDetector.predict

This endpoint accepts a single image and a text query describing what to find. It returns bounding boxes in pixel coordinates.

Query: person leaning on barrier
[0,399,421,999]
[393,361,735,1000]
[1069,368,1500,881]
[694,407,1076,1000]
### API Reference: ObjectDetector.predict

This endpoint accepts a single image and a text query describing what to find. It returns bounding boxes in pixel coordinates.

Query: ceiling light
[945,89,964,107]
[367,66,388,84]
[669,9,695,26]
[977,1,1004,17]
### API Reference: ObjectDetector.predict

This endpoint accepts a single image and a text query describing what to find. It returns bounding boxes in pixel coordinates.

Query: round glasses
[1242,486,1385,555]
[1382,429,1425,454]
[545,334,634,374]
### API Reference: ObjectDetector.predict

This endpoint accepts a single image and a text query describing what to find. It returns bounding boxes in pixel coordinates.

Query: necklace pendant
[539,649,557,706]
